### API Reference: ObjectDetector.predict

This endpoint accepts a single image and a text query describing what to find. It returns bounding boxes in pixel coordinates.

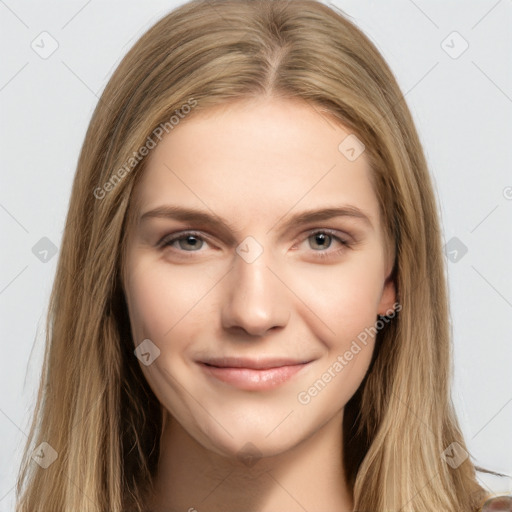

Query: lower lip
[199,362,309,390]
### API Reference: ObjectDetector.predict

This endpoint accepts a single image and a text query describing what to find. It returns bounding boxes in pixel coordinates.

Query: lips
[198,357,313,391]
[200,357,311,370]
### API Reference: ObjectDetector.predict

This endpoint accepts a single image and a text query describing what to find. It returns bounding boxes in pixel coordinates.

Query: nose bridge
[221,238,290,336]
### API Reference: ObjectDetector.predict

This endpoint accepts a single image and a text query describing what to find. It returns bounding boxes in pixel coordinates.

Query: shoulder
[476,471,512,511]
[480,494,512,511]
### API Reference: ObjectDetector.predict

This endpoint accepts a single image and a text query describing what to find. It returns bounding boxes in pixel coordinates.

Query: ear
[377,274,397,316]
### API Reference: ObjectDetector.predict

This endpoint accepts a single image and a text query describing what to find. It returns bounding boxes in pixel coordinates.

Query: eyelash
[158,229,351,261]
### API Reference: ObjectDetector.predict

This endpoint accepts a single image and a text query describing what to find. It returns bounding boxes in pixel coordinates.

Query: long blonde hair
[16,0,490,510]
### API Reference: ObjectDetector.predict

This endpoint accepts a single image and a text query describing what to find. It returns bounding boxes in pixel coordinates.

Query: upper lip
[199,357,312,370]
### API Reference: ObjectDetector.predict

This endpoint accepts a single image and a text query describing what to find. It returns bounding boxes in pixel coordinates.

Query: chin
[191,420,304,462]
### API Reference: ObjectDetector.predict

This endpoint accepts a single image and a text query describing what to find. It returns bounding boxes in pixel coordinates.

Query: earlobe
[377,275,397,317]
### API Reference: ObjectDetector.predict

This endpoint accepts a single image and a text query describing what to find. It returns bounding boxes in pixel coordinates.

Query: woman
[15,0,505,510]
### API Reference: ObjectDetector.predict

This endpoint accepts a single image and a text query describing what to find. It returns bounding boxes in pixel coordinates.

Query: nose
[221,246,290,337]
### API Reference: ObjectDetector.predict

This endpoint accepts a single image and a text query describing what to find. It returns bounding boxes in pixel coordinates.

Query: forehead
[129,96,381,231]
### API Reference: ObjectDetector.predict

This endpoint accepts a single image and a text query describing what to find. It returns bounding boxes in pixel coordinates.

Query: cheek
[289,252,386,348]
[123,261,212,411]
[123,259,211,345]
[292,263,382,410]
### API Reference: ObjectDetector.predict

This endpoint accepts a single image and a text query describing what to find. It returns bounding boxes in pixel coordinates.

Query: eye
[300,229,351,260]
[160,231,209,252]
[158,229,351,260]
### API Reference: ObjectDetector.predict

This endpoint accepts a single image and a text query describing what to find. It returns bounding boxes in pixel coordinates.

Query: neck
[147,410,353,512]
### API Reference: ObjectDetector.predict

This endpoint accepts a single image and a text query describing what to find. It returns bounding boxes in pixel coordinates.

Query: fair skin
[122,96,396,512]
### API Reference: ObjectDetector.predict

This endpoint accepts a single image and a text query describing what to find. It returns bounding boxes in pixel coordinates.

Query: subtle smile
[197,357,313,391]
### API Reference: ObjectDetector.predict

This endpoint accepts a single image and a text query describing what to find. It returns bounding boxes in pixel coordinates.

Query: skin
[122,96,396,512]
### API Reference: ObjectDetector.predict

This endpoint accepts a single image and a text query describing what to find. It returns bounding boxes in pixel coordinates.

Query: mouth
[197,357,313,391]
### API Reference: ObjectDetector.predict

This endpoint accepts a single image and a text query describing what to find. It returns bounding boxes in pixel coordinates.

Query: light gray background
[1,1,511,509]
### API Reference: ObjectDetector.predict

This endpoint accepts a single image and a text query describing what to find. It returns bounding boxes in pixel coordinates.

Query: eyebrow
[139,204,373,239]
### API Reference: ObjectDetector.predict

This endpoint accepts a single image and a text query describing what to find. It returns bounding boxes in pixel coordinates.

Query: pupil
[315,233,329,248]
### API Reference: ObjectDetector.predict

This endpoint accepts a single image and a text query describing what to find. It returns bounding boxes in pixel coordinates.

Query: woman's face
[122,96,396,459]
